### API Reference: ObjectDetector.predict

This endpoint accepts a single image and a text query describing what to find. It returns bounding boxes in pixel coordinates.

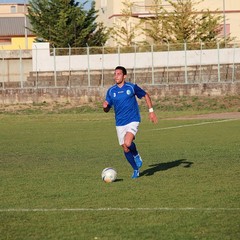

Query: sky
[78,0,92,10]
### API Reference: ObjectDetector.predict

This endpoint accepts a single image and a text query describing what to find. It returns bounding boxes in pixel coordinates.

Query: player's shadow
[115,179,124,182]
[140,159,193,177]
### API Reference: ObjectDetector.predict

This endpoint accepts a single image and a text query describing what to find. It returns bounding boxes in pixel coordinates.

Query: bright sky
[78,0,92,10]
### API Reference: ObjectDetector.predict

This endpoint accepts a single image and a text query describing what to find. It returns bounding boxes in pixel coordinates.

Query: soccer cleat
[131,169,139,179]
[134,154,143,169]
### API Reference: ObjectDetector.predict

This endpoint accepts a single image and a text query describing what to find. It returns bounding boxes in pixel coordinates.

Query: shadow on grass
[140,159,193,177]
[115,179,124,182]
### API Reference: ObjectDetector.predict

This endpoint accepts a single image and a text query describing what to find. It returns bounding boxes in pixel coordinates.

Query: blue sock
[128,142,138,156]
[124,151,138,170]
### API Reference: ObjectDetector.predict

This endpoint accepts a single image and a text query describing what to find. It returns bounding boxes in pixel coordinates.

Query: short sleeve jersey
[105,82,146,126]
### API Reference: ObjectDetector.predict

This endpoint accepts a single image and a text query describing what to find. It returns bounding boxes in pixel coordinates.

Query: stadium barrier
[0,42,240,104]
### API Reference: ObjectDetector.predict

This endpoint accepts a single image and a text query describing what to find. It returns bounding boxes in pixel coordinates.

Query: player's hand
[103,101,109,108]
[103,101,110,113]
[149,112,158,124]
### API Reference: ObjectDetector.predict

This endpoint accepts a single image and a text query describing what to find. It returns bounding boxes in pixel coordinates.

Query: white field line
[0,207,239,212]
[150,118,238,131]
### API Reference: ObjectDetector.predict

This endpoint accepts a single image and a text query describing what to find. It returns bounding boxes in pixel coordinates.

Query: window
[101,0,107,8]
[0,38,12,45]
[219,24,230,37]
[100,0,107,13]
[10,6,16,13]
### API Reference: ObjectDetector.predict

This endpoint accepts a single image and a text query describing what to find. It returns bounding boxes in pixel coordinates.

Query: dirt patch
[171,112,240,120]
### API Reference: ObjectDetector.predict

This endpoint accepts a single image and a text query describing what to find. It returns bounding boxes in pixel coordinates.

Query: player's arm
[144,93,158,124]
[103,100,111,113]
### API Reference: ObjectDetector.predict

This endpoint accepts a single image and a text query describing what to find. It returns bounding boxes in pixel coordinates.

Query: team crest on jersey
[126,90,131,95]
[113,93,116,97]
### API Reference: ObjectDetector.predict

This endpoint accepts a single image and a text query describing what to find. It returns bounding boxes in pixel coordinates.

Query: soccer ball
[101,167,117,183]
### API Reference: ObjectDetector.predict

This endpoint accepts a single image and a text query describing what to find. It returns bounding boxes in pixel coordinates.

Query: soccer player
[103,66,158,179]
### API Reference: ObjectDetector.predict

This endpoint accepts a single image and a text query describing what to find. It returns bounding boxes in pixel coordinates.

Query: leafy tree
[197,9,232,46]
[27,0,109,47]
[165,0,200,43]
[109,0,143,47]
[142,0,232,47]
[141,0,168,44]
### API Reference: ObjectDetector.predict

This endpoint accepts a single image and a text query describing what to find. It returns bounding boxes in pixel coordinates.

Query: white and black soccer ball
[101,167,117,183]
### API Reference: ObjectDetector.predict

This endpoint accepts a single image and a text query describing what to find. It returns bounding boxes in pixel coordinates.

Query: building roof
[0,17,34,36]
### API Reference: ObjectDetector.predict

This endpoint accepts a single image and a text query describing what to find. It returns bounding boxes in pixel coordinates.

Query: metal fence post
[87,45,90,87]
[133,44,136,84]
[151,44,154,85]
[118,46,120,65]
[53,47,57,87]
[232,44,236,83]
[101,45,104,87]
[34,45,38,88]
[19,47,23,88]
[217,42,220,82]
[167,42,169,84]
[1,48,5,89]
[200,41,203,82]
[68,44,71,88]
[184,42,188,84]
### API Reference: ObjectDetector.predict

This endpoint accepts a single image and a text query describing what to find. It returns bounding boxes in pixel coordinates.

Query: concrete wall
[1,45,240,105]
[1,83,239,105]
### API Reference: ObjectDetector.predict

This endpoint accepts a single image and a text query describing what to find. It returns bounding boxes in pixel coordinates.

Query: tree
[197,9,231,46]
[27,0,109,47]
[164,0,201,43]
[141,0,168,45]
[142,0,232,47]
[109,0,143,47]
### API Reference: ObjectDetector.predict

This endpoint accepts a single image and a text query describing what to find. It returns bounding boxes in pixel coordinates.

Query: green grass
[0,112,239,239]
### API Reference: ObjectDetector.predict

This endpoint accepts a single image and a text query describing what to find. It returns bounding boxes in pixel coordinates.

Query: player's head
[115,66,127,76]
[114,66,127,86]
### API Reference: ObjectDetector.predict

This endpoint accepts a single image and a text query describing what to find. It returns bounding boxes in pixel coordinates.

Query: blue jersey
[105,82,146,126]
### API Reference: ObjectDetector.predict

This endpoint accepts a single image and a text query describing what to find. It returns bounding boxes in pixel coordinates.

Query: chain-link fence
[1,42,240,89]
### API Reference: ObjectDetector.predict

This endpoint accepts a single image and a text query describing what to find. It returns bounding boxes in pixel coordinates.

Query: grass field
[0,109,240,239]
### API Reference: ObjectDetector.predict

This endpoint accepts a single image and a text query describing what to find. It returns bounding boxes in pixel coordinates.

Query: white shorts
[116,122,139,145]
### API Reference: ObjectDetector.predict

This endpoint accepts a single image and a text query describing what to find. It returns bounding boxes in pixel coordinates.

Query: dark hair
[115,66,127,75]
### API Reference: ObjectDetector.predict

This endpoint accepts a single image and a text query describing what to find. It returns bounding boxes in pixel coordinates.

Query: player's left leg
[123,133,140,178]
[122,143,139,179]
[124,131,143,169]
[127,142,142,168]
[116,122,141,178]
